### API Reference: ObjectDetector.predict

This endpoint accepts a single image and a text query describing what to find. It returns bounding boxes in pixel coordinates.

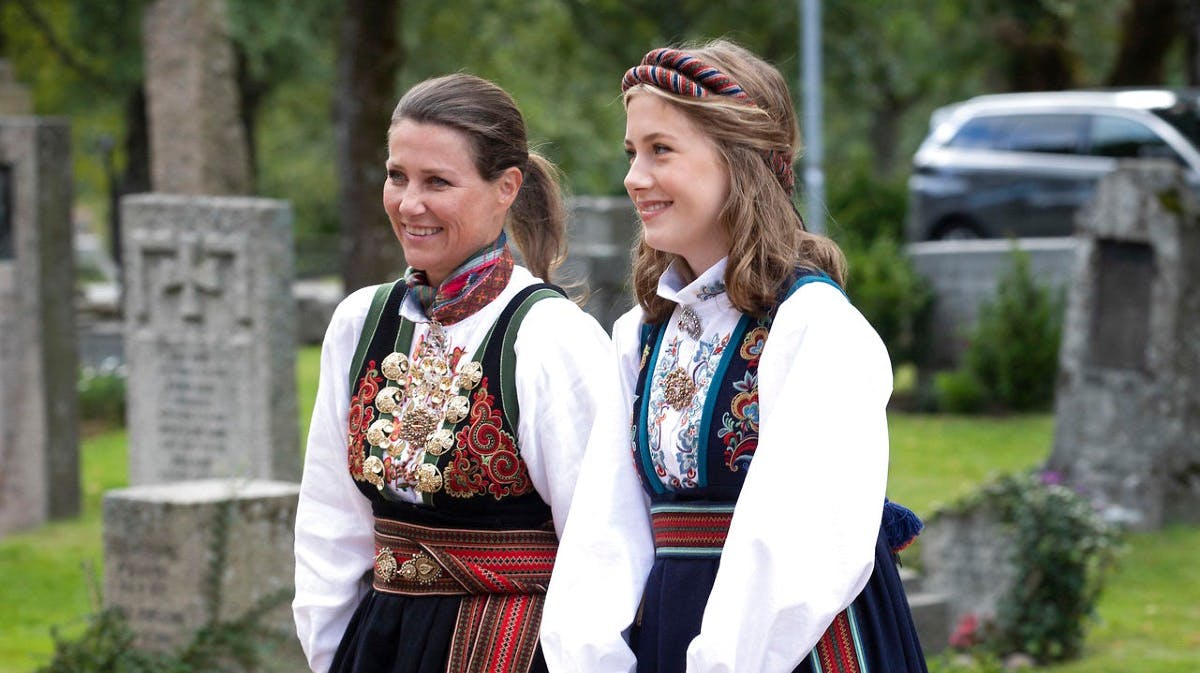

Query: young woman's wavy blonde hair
[625,40,846,322]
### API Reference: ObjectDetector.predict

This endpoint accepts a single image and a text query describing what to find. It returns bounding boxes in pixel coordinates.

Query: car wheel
[934,220,982,240]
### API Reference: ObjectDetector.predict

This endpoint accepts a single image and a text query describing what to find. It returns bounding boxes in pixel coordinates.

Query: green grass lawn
[0,348,1196,671]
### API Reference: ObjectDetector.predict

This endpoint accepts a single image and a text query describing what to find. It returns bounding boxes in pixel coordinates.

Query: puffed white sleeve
[686,283,893,673]
[293,292,377,673]
[512,297,616,537]
[540,308,656,673]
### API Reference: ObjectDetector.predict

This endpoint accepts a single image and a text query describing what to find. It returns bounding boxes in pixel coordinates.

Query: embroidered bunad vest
[631,270,872,673]
[345,279,563,673]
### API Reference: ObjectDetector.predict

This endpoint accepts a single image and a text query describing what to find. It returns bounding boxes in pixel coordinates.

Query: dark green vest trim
[348,280,407,393]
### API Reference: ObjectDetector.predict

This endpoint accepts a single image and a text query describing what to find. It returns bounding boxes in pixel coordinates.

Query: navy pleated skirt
[330,591,549,673]
[631,527,928,673]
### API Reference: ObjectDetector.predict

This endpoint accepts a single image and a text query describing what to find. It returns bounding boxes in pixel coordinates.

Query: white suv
[907,89,1200,241]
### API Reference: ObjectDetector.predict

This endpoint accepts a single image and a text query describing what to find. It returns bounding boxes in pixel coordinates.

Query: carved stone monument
[0,117,79,535]
[123,194,299,484]
[143,0,252,195]
[1048,162,1200,530]
[103,478,303,666]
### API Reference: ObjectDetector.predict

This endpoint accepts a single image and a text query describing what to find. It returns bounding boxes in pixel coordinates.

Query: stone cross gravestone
[103,478,304,668]
[1049,161,1200,530]
[123,194,299,484]
[0,117,79,536]
[143,0,252,195]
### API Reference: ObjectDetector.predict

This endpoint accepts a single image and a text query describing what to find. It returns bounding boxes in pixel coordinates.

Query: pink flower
[949,613,980,650]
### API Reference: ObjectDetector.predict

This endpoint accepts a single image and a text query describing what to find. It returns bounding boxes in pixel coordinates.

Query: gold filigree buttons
[457,361,483,389]
[381,352,409,381]
[445,396,470,424]
[415,463,443,493]
[374,387,401,414]
[363,455,385,490]
[426,429,454,456]
[366,418,394,447]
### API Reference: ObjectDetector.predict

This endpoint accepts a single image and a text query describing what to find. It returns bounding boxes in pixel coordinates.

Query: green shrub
[826,161,909,246]
[844,236,933,367]
[932,368,985,413]
[78,361,127,428]
[937,245,1063,412]
[933,471,1124,664]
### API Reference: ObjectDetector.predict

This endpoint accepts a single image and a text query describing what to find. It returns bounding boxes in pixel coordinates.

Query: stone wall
[906,237,1076,369]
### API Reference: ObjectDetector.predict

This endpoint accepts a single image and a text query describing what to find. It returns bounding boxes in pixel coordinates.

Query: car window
[1089,115,1181,163]
[947,113,1085,154]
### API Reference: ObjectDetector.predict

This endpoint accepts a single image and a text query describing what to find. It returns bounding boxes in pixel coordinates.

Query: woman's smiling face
[623,91,732,276]
[383,119,521,286]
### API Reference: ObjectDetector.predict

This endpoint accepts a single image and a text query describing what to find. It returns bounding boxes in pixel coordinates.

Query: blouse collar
[656,257,729,308]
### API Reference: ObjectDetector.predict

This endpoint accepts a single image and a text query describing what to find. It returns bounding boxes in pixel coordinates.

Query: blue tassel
[883,498,924,553]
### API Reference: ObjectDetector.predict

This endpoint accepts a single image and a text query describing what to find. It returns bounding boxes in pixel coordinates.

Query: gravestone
[123,194,299,484]
[563,196,638,331]
[103,479,304,667]
[143,0,252,195]
[1049,162,1200,530]
[0,118,79,536]
[918,505,1017,638]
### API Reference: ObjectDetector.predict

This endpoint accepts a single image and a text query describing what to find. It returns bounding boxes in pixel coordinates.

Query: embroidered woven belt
[649,502,735,558]
[372,517,558,673]
[647,503,867,673]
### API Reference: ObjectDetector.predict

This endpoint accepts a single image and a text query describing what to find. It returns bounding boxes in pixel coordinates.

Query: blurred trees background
[1,0,1196,289]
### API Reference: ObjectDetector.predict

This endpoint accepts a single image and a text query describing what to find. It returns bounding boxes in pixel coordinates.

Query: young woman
[541,41,928,673]
[293,73,615,673]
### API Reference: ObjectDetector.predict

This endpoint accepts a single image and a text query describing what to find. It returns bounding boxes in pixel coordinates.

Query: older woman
[294,73,614,673]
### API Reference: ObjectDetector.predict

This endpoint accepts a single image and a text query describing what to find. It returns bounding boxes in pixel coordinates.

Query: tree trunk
[987,1,1077,90]
[335,0,402,293]
[1106,0,1181,86]
[1184,0,1200,85]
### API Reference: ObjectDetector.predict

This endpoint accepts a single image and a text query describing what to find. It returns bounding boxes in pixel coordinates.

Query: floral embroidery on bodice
[645,332,731,489]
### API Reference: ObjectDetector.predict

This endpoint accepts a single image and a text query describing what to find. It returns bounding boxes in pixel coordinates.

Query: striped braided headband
[621,48,796,195]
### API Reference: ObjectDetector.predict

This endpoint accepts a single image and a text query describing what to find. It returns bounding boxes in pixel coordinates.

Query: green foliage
[824,161,931,367]
[937,246,1064,412]
[925,651,1007,673]
[932,368,987,414]
[935,471,1124,664]
[843,235,932,366]
[78,362,126,428]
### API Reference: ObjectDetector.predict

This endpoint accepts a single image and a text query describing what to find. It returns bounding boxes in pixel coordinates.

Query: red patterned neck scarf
[404,233,514,325]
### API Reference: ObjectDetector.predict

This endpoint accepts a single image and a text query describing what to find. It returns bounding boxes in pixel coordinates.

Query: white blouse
[541,259,894,673]
[293,266,617,673]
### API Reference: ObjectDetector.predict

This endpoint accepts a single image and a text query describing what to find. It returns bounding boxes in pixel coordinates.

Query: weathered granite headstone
[0,118,79,536]
[143,0,252,195]
[919,505,1018,637]
[563,196,638,331]
[103,479,304,668]
[1049,162,1200,530]
[0,60,33,115]
[123,194,299,484]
